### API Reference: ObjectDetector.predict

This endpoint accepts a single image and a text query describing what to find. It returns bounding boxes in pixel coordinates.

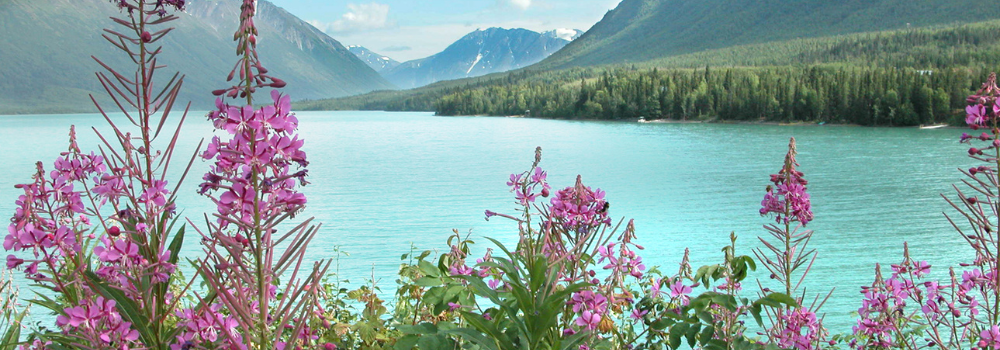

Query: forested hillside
[437,66,981,126]
[537,0,1000,70]
[297,20,1000,126]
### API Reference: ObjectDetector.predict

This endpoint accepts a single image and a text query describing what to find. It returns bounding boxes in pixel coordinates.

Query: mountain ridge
[0,0,393,114]
[536,0,1000,69]
[382,27,574,89]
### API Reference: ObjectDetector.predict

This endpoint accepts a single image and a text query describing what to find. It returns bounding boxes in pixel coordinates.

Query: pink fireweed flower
[649,278,664,298]
[982,325,1000,348]
[761,138,813,225]
[967,104,988,129]
[575,310,601,331]
[776,308,825,350]
[549,175,611,230]
[201,92,310,229]
[630,308,648,320]
[139,179,170,208]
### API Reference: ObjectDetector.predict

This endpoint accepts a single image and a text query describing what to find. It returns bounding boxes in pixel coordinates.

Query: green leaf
[669,322,688,349]
[685,322,700,347]
[396,322,439,335]
[0,307,25,350]
[759,292,799,308]
[750,304,764,327]
[167,225,185,265]
[650,318,672,330]
[419,260,441,278]
[414,276,444,287]
[417,334,453,350]
[699,324,715,345]
[394,334,419,350]
[444,325,503,350]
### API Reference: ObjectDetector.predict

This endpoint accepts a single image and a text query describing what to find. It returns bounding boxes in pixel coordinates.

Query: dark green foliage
[435,66,984,126]
[299,20,1000,125]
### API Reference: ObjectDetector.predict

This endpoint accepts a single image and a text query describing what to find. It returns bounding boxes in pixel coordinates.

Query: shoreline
[455,113,959,128]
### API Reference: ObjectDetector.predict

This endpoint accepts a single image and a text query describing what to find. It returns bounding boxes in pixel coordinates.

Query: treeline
[436,66,991,126]
[297,20,1000,125]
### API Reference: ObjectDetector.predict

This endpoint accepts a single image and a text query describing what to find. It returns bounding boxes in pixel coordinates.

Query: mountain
[0,0,392,114]
[382,27,572,89]
[295,19,1000,114]
[536,0,1000,70]
[347,46,401,73]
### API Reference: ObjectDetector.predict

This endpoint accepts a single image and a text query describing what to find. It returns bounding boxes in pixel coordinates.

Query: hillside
[295,20,1000,117]
[536,0,1000,70]
[383,28,572,89]
[0,0,392,114]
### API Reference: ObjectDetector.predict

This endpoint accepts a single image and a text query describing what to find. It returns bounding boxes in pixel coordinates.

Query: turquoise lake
[0,111,977,333]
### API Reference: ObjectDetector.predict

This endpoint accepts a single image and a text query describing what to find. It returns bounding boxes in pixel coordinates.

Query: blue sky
[268,0,623,61]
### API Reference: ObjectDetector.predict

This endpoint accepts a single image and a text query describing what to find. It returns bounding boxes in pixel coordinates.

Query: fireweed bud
[322,319,331,328]
[970,167,979,175]
[967,197,978,204]
[212,89,228,96]
[108,226,121,237]
[541,187,550,197]
[141,31,152,43]
[970,147,980,155]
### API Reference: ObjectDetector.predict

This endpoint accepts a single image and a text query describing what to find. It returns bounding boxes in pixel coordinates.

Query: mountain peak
[383,27,572,89]
[347,46,401,73]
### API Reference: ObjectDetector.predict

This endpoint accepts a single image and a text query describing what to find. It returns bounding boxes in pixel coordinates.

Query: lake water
[0,111,976,334]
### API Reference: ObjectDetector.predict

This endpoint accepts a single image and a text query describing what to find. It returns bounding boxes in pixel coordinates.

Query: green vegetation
[438,66,977,126]
[299,21,1000,126]
[537,0,1000,70]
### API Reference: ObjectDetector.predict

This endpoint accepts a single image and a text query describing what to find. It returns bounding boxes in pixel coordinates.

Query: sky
[268,0,623,62]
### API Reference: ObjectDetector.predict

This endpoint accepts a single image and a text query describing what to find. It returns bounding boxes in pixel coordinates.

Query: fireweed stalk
[476,148,648,346]
[845,73,1000,350]
[186,0,330,349]
[755,137,830,350]
[4,0,198,348]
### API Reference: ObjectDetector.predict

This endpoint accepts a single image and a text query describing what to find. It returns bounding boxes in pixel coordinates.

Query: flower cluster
[55,297,140,347]
[760,138,812,226]
[172,304,244,350]
[775,307,824,350]
[568,290,608,332]
[965,73,1000,130]
[550,175,611,231]
[5,136,108,287]
[201,91,308,230]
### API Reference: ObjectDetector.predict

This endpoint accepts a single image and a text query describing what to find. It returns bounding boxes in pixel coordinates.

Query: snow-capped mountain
[347,46,401,73]
[382,27,579,89]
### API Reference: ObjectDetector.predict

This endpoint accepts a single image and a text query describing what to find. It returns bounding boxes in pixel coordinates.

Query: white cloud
[495,0,530,10]
[509,0,531,10]
[551,28,579,41]
[310,3,392,33]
